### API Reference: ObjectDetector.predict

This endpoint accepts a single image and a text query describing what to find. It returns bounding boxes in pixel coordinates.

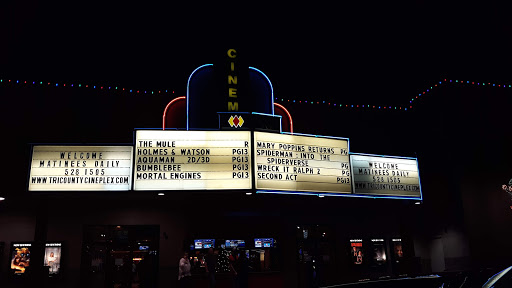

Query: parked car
[482,266,512,288]
[438,266,512,288]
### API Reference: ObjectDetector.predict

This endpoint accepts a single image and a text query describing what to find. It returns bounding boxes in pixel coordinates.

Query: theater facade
[1,49,511,288]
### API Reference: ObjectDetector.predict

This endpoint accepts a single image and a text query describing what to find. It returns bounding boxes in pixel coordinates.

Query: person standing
[205,248,217,288]
[178,252,192,288]
[235,251,249,288]
[229,248,239,288]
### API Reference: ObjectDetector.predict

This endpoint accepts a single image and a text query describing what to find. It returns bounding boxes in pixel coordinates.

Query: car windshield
[482,266,512,288]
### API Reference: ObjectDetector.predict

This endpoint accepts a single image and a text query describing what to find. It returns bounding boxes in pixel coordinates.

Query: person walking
[205,248,217,288]
[229,248,239,288]
[178,252,192,288]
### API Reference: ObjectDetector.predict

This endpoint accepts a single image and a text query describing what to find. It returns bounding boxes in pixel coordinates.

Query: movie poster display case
[44,242,63,277]
[10,243,32,276]
[8,241,64,282]
[346,236,412,281]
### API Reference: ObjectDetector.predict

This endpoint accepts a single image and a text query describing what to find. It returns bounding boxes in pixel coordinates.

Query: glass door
[296,225,334,288]
[81,225,159,288]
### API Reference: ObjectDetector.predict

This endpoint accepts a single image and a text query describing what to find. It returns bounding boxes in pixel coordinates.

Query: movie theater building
[2,49,511,288]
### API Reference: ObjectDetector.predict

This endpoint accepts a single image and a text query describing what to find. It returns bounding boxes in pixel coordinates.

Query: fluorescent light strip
[273,103,293,134]
[162,96,186,130]
[258,191,421,200]
[249,67,274,115]
[187,64,213,131]
[187,65,274,129]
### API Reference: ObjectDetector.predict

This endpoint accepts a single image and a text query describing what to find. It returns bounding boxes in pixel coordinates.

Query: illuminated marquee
[254,132,351,194]
[350,154,421,199]
[134,130,252,190]
[29,146,133,191]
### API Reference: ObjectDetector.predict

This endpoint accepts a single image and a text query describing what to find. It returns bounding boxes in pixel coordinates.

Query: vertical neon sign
[227,49,239,112]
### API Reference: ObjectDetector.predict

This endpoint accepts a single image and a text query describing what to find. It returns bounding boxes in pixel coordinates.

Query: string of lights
[0,78,175,95]
[1,78,510,110]
[275,79,512,111]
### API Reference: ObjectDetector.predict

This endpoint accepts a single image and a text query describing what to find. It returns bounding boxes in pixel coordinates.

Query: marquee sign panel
[254,132,351,194]
[29,146,133,191]
[28,132,423,199]
[133,130,252,190]
[350,154,421,198]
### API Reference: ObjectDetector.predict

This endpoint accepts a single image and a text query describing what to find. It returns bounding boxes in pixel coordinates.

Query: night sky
[3,1,512,104]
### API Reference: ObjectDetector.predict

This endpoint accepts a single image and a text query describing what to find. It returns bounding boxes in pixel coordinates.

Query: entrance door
[296,225,334,288]
[81,225,159,288]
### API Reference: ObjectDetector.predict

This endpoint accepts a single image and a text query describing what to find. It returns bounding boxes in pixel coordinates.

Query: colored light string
[1,78,510,111]
[274,79,511,111]
[0,79,175,95]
